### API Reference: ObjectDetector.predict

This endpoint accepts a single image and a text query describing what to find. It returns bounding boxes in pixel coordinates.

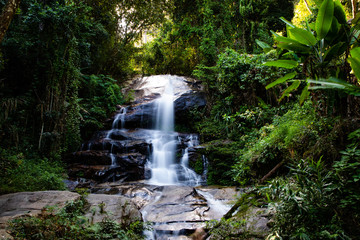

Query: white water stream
[148,77,201,186]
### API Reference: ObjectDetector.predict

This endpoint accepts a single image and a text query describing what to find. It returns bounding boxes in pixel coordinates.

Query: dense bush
[79,74,124,140]
[233,101,335,185]
[0,148,65,194]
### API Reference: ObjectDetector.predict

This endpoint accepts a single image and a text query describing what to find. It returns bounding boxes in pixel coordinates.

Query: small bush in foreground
[7,197,148,240]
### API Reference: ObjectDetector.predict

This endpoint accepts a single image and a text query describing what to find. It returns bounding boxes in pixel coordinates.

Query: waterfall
[112,107,127,129]
[149,79,178,185]
[147,76,203,186]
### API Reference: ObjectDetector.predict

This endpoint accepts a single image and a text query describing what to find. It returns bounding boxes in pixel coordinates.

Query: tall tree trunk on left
[0,0,21,43]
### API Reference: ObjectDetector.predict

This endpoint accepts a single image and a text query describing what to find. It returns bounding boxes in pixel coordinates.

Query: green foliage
[79,74,124,140]
[206,218,248,240]
[260,160,348,239]
[194,50,288,111]
[0,148,66,195]
[233,102,331,185]
[140,0,294,75]
[7,197,147,240]
[265,0,360,108]
[200,141,241,186]
[257,128,360,239]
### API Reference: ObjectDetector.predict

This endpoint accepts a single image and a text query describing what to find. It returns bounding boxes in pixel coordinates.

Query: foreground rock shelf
[0,191,141,239]
[91,181,238,239]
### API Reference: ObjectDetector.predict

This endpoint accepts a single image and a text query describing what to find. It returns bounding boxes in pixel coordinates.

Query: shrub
[0,148,65,194]
[7,197,148,240]
[260,128,360,239]
[79,74,124,140]
[233,102,330,185]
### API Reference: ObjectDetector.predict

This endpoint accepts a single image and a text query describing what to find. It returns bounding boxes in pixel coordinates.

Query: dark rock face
[174,91,206,114]
[120,91,206,129]
[67,151,147,182]
[122,101,156,129]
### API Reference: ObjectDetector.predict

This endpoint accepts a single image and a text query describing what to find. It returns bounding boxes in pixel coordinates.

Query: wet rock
[174,91,206,114]
[123,101,156,129]
[70,150,112,165]
[123,140,150,155]
[142,186,227,232]
[68,153,147,182]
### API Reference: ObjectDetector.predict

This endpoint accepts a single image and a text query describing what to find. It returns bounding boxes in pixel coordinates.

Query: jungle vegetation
[1,0,360,239]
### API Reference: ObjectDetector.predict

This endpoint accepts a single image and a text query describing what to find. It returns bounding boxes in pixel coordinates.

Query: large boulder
[174,91,206,114]
[0,191,142,239]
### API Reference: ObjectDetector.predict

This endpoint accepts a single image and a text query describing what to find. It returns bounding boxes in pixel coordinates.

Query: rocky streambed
[91,182,238,239]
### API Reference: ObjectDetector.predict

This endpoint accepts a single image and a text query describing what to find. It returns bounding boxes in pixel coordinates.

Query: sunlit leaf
[315,0,334,39]
[279,80,301,101]
[264,60,298,69]
[266,72,297,89]
[349,48,360,80]
[308,77,360,96]
[289,28,317,46]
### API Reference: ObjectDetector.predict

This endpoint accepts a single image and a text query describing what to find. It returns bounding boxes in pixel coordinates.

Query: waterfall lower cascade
[148,77,201,186]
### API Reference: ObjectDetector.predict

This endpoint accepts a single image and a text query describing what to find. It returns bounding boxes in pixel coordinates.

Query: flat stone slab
[0,191,141,239]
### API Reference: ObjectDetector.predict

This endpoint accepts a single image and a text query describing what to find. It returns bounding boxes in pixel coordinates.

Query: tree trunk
[351,0,357,19]
[0,0,21,43]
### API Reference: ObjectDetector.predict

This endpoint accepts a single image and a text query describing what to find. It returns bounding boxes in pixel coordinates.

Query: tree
[0,0,21,43]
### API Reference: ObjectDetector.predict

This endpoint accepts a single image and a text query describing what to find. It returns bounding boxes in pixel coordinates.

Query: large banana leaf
[277,43,312,53]
[266,72,297,89]
[333,0,347,24]
[315,0,334,39]
[264,60,298,69]
[279,80,301,101]
[348,47,360,80]
[288,28,317,46]
[308,77,360,96]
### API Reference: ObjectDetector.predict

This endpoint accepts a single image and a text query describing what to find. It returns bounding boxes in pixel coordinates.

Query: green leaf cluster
[260,128,360,239]
[264,0,360,105]
[0,148,66,195]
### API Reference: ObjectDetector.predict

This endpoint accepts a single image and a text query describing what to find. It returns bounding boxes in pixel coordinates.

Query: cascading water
[147,77,202,186]
[179,135,202,186]
[149,79,179,185]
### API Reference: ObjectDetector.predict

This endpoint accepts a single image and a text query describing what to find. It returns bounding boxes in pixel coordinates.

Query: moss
[201,140,242,186]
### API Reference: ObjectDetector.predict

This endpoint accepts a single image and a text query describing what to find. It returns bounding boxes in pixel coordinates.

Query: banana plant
[308,47,360,96]
[264,0,360,103]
